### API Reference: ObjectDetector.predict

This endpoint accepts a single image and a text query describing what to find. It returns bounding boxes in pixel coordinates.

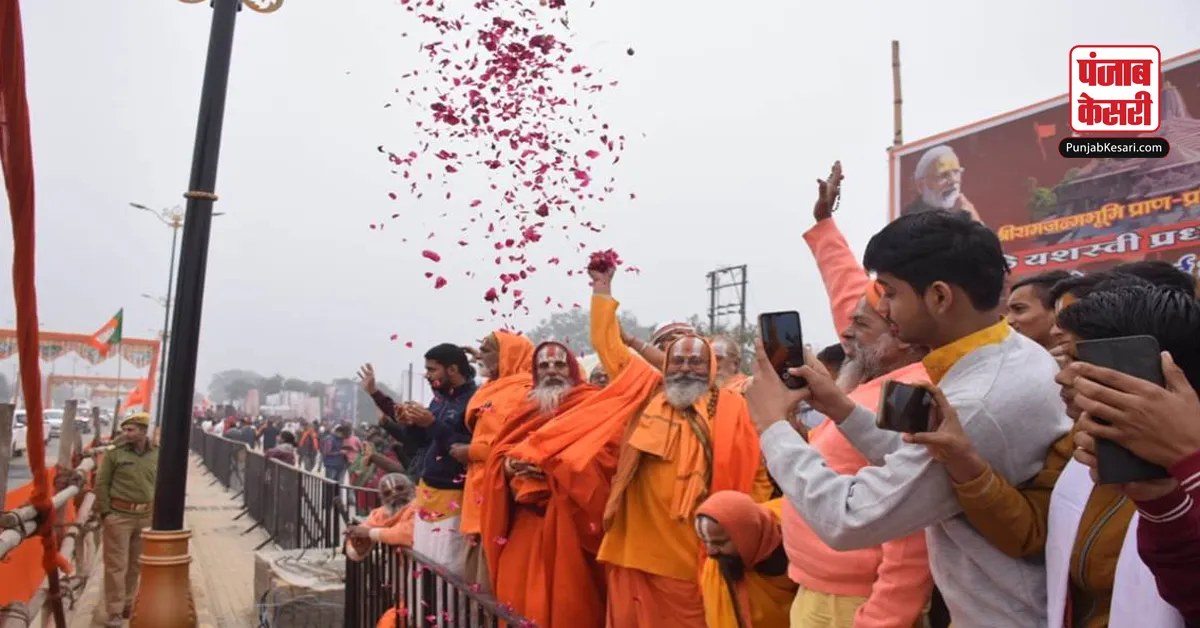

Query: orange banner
[889,47,1200,278]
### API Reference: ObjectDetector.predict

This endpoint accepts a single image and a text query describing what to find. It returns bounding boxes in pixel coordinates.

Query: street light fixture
[130,203,223,429]
[133,1,280,626]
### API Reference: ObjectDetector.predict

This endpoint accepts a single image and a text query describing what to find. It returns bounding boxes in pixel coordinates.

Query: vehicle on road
[10,417,26,456]
[13,410,54,444]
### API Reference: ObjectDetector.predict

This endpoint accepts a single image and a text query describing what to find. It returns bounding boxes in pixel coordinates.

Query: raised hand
[357,363,378,395]
[813,160,844,222]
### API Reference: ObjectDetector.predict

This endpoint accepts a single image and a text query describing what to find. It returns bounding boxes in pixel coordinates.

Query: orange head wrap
[695,491,781,567]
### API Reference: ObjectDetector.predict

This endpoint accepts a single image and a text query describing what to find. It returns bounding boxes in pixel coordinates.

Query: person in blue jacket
[371,343,477,574]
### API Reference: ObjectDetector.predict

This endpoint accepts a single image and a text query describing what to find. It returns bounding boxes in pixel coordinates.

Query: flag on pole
[120,377,149,413]
[87,309,123,356]
[1033,122,1057,160]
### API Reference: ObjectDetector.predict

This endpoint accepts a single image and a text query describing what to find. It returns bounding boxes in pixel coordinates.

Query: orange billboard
[889,48,1200,278]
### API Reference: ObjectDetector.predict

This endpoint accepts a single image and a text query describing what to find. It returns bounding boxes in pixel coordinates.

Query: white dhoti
[413,515,466,576]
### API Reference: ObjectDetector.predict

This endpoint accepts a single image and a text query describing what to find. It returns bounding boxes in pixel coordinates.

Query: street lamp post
[131,204,181,427]
[131,205,223,428]
[132,1,281,626]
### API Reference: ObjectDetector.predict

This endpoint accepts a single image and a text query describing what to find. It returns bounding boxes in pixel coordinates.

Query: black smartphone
[1074,335,1171,484]
[876,380,933,433]
[759,311,806,389]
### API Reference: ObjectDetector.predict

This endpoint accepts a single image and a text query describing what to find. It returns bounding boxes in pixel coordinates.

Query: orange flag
[1034,122,1057,160]
[120,377,149,413]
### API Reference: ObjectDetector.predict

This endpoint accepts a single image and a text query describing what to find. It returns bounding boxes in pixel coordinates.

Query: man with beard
[479,340,659,628]
[712,336,749,393]
[458,330,534,590]
[901,146,980,220]
[589,266,773,628]
[695,491,795,628]
[373,344,477,574]
[795,161,934,625]
[345,473,417,560]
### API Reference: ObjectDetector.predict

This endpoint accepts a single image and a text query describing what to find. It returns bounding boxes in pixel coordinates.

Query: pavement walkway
[69,454,268,628]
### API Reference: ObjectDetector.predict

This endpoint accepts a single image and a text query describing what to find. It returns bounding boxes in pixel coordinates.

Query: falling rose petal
[434,276,448,289]
[390,334,399,341]
[369,224,377,230]
[424,271,433,278]
[470,199,482,207]
[458,240,469,246]
[585,149,600,159]
[405,341,414,348]
[484,287,499,302]
[388,192,397,200]
[422,250,442,262]
[495,536,508,546]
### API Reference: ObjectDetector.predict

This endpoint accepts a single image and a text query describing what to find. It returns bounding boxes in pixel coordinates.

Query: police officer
[96,412,158,627]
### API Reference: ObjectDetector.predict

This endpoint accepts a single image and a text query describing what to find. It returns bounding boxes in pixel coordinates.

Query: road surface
[5,437,60,493]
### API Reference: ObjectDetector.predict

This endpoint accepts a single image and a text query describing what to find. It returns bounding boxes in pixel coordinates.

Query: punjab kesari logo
[1070,45,1161,133]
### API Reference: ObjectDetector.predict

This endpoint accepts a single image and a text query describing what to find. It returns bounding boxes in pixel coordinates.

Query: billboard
[889,48,1200,278]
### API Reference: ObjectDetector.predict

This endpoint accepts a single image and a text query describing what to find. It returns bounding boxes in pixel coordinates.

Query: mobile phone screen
[759,311,805,388]
[878,381,932,433]
[1075,335,1170,484]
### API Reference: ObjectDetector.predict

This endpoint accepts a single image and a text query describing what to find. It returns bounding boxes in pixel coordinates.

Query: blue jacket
[377,381,476,490]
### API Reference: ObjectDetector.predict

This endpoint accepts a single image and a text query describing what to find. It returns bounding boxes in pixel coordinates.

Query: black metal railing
[345,542,529,628]
[189,428,531,627]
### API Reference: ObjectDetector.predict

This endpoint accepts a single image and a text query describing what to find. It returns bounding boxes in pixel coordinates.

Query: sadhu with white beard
[479,340,660,628]
[588,266,775,628]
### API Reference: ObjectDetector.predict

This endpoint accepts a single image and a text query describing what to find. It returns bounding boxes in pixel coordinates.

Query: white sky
[1,0,1197,393]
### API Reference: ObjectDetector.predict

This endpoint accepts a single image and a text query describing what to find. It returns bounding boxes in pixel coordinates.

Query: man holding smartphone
[746,210,1070,627]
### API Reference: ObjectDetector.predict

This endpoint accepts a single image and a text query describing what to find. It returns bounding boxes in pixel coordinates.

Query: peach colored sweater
[786,218,933,627]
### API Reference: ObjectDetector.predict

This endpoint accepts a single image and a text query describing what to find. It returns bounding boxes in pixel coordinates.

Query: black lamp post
[132,1,281,625]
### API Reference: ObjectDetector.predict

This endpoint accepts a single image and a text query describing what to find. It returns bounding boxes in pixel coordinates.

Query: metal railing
[189,427,531,627]
[1,403,105,628]
[345,543,529,628]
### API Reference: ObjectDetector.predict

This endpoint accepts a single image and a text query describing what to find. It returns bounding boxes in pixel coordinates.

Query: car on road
[43,409,65,438]
[13,410,53,445]
[10,417,26,456]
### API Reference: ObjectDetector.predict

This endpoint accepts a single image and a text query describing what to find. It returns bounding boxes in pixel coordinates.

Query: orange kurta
[589,295,773,627]
[479,354,659,628]
[461,330,534,536]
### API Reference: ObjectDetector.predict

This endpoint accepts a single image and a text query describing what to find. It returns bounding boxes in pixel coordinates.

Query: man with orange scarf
[695,491,796,628]
[589,266,774,628]
[457,330,534,590]
[479,340,659,628]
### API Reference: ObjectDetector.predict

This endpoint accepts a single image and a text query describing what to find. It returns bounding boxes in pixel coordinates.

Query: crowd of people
[205,162,1200,628]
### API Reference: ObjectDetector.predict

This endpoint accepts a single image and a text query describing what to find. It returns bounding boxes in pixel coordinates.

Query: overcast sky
[1,0,1197,395]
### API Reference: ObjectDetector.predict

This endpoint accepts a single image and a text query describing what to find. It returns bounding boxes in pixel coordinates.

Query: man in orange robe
[479,341,659,628]
[711,335,749,393]
[457,330,534,589]
[588,266,775,628]
[695,492,795,628]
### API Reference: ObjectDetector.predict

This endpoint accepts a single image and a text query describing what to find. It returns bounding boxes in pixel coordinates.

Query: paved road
[6,437,60,493]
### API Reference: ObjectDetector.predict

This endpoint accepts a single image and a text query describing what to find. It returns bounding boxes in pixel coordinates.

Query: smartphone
[876,380,933,433]
[759,311,806,389]
[1074,335,1171,484]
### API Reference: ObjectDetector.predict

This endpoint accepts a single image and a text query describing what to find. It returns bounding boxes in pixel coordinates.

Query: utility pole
[705,264,749,336]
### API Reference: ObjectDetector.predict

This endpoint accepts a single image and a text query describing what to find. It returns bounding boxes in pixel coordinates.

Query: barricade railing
[189,428,532,627]
[344,544,528,628]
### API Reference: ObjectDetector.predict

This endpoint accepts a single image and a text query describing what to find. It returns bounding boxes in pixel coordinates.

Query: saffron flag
[87,309,123,356]
[120,377,149,413]
[1034,122,1057,160]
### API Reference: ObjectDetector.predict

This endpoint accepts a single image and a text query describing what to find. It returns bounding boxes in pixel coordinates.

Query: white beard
[922,184,960,210]
[528,380,570,415]
[835,356,865,393]
[664,373,709,410]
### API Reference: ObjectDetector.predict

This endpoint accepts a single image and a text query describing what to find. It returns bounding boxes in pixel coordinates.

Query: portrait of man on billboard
[902,144,981,220]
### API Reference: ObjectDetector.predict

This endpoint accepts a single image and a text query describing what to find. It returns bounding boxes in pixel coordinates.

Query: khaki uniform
[96,440,158,620]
